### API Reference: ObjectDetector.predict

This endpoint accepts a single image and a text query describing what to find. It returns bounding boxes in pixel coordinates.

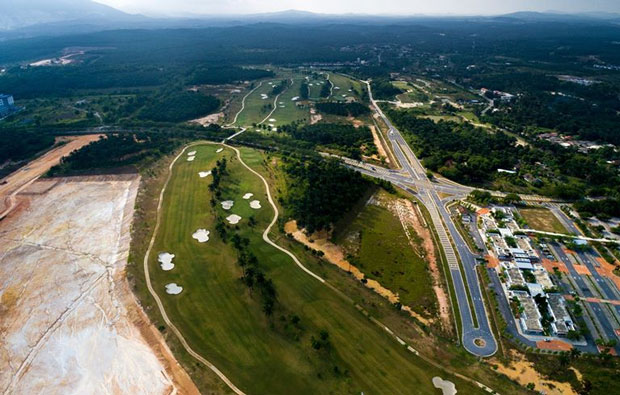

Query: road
[363,80,498,357]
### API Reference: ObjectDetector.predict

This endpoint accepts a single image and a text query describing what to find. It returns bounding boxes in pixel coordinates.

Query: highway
[362,81,498,357]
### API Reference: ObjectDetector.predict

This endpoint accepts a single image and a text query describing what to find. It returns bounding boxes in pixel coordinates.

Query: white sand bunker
[432,377,457,395]
[199,171,212,178]
[187,150,196,156]
[226,214,242,224]
[192,229,210,243]
[269,118,276,122]
[216,148,223,153]
[291,96,299,101]
[243,193,253,199]
[187,156,195,162]
[250,200,261,209]
[158,252,175,271]
[165,283,183,295]
[221,200,234,210]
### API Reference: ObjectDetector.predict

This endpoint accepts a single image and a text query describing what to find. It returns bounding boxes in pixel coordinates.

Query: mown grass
[332,190,437,318]
[519,207,568,234]
[329,74,363,99]
[234,80,278,127]
[147,143,486,394]
[269,78,310,126]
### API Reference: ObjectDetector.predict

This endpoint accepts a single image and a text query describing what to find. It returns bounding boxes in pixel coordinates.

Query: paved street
[362,81,498,357]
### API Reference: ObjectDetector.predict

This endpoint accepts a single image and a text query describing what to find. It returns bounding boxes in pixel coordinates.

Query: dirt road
[0,134,100,217]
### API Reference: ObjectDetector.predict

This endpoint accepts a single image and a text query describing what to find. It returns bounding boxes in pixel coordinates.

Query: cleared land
[0,134,100,216]
[519,207,568,234]
[0,175,194,394]
[145,143,484,394]
[332,191,440,321]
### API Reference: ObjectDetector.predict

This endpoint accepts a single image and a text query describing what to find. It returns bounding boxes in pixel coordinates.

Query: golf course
[144,142,486,394]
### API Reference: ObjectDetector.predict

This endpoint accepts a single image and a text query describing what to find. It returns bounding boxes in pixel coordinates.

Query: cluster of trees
[371,79,403,100]
[289,123,374,159]
[208,158,228,196]
[232,234,278,316]
[0,129,55,164]
[574,198,620,220]
[315,102,370,117]
[300,81,309,100]
[138,90,220,123]
[282,158,370,233]
[271,80,288,95]
[320,82,331,98]
[190,66,274,85]
[388,110,522,184]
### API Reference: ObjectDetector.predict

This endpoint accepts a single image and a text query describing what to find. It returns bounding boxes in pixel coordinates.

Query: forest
[0,129,55,165]
[282,158,370,234]
[289,123,374,159]
[315,102,370,117]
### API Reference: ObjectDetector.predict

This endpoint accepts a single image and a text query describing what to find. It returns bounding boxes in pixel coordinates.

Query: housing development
[1,2,620,395]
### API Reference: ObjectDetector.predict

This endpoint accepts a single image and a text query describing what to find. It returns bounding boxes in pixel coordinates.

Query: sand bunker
[269,118,276,122]
[226,214,242,224]
[165,283,183,295]
[250,200,261,209]
[187,156,195,162]
[292,96,299,101]
[243,193,253,199]
[158,252,175,271]
[432,377,457,395]
[187,151,196,156]
[216,148,223,153]
[221,200,234,210]
[199,171,212,178]
[192,229,210,243]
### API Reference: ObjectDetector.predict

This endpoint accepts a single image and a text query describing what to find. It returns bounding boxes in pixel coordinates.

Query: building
[547,294,576,336]
[512,291,544,334]
[0,94,16,117]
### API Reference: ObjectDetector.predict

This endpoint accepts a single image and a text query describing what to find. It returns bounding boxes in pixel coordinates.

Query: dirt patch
[0,134,101,216]
[190,112,223,126]
[536,339,573,351]
[369,125,390,164]
[284,220,432,327]
[486,255,500,269]
[310,113,323,125]
[0,176,197,394]
[595,257,620,291]
[572,264,591,276]
[491,351,576,395]
[542,258,569,274]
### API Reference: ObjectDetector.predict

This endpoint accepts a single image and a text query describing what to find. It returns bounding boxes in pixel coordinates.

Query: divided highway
[361,81,498,357]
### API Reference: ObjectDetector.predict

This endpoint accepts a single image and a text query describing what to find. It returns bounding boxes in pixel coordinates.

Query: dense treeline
[283,158,370,233]
[300,82,309,100]
[137,91,220,123]
[0,129,55,164]
[0,65,168,98]
[290,123,374,159]
[320,83,331,98]
[388,109,620,199]
[315,102,370,117]
[574,199,620,219]
[371,79,403,100]
[48,126,224,175]
[190,66,274,85]
[271,80,288,95]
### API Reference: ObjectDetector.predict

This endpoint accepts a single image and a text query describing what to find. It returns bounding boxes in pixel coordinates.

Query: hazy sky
[95,0,620,17]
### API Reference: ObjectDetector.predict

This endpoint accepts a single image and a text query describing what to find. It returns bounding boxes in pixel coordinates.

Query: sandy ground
[190,112,223,126]
[536,339,573,351]
[595,257,620,291]
[368,125,390,163]
[0,134,101,216]
[284,219,432,327]
[0,175,197,394]
[491,351,577,395]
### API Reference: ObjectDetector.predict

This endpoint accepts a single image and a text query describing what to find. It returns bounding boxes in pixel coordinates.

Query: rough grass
[146,143,485,394]
[269,78,309,126]
[519,208,568,234]
[333,191,437,317]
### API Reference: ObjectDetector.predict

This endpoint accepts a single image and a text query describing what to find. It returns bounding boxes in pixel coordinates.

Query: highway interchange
[361,80,498,357]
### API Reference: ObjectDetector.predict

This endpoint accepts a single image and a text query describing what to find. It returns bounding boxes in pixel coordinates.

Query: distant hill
[0,0,138,31]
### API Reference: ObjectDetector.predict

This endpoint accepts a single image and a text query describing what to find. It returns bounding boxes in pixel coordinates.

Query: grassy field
[269,78,310,126]
[233,80,279,127]
[518,207,568,234]
[308,75,328,100]
[329,74,363,100]
[332,190,437,318]
[145,143,490,394]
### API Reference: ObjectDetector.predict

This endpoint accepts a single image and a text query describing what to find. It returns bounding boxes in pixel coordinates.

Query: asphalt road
[363,81,498,357]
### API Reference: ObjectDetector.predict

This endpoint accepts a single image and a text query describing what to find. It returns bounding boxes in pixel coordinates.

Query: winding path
[226,81,264,127]
[142,143,246,395]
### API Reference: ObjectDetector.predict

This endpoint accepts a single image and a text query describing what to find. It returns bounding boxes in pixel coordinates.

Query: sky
[95,0,620,17]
